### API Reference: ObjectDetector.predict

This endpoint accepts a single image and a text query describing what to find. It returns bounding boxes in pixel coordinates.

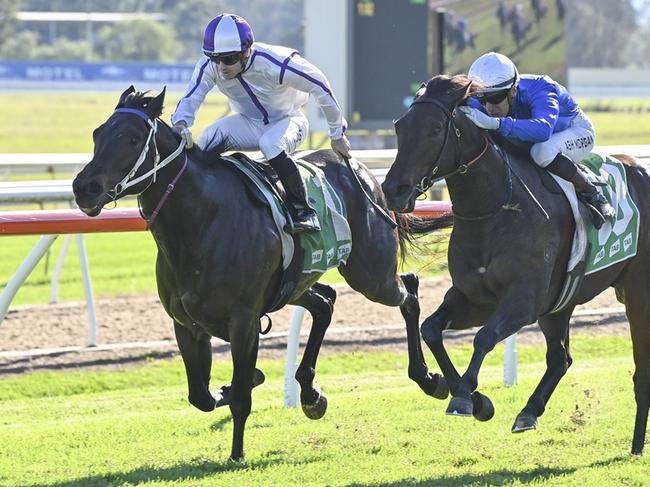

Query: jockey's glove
[172,122,194,149]
[459,106,501,131]
[331,134,352,159]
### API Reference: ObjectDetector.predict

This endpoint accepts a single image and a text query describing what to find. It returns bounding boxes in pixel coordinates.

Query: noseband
[408,95,488,195]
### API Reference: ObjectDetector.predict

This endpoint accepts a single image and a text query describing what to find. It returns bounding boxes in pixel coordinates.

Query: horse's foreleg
[420,286,488,397]
[513,309,573,433]
[448,288,537,418]
[174,321,216,412]
[400,272,449,400]
[228,312,260,461]
[293,283,335,420]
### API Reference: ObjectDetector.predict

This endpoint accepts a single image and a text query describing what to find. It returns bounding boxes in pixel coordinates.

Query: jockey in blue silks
[460,51,615,228]
[172,13,350,234]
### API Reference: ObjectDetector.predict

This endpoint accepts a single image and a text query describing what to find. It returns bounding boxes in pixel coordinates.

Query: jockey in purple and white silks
[460,51,615,228]
[172,13,350,234]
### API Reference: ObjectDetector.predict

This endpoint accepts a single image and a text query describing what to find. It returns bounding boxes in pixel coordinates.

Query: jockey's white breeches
[530,110,595,167]
[197,111,309,160]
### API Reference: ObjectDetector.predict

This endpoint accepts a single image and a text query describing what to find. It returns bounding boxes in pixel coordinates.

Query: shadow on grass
[345,455,631,486]
[25,453,324,487]
[24,454,630,487]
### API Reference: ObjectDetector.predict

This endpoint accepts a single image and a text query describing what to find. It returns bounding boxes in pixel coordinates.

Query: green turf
[443,0,566,84]
[0,92,231,154]
[0,335,647,486]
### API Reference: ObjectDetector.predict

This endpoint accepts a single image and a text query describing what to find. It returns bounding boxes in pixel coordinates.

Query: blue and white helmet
[203,14,254,55]
[468,52,519,94]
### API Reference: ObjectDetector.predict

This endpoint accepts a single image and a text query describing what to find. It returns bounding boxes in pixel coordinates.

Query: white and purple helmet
[202,14,254,55]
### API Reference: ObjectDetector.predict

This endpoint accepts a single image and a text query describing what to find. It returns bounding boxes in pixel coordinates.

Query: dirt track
[0,276,628,374]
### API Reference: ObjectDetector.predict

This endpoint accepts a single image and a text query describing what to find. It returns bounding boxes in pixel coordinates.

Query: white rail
[2,146,649,175]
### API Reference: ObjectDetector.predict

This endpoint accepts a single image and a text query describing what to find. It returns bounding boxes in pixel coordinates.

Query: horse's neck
[446,142,508,219]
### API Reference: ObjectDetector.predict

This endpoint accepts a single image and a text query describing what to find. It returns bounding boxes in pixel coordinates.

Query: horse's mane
[423,74,485,103]
[118,90,165,118]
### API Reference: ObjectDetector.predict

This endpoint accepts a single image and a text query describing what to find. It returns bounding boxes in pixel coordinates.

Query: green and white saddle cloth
[296,160,352,273]
[224,155,352,274]
[549,151,639,312]
[580,152,640,274]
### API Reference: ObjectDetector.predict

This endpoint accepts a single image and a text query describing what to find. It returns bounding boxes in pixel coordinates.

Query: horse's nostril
[73,178,103,199]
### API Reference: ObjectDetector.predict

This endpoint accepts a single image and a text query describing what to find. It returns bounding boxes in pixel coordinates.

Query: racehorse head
[382,75,480,213]
[73,85,174,216]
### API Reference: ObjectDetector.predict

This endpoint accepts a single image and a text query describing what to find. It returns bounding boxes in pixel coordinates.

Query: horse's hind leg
[292,282,336,419]
[512,308,573,433]
[621,283,650,455]
[400,272,449,399]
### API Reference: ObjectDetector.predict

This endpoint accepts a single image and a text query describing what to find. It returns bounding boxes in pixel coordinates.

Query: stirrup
[284,210,321,234]
[585,203,606,230]
[578,190,614,230]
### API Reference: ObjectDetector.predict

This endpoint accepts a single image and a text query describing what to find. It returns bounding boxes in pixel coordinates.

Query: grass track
[0,336,648,486]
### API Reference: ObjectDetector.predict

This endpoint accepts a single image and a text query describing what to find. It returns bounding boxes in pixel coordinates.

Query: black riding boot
[546,152,615,229]
[268,151,321,234]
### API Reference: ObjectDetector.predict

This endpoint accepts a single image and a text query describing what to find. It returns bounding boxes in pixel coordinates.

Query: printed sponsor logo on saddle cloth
[580,152,640,274]
[295,160,352,273]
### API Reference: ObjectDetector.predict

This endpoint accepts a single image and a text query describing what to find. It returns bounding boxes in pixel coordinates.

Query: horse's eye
[130,137,140,145]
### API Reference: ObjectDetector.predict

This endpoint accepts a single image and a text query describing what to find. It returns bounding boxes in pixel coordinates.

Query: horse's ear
[147,87,166,117]
[116,85,136,107]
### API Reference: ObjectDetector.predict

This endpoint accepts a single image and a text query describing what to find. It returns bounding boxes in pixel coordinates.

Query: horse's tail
[396,213,454,263]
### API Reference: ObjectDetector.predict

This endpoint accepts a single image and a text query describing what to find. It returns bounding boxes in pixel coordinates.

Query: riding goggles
[205,51,242,65]
[477,90,510,105]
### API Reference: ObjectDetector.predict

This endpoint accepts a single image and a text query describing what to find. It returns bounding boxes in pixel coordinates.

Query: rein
[111,108,187,227]
[409,96,489,195]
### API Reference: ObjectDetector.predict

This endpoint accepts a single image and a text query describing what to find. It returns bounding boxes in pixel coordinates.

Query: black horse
[72,86,450,460]
[381,74,650,455]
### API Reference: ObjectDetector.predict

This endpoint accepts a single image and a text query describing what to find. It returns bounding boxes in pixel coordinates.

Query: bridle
[408,92,489,196]
[108,107,187,226]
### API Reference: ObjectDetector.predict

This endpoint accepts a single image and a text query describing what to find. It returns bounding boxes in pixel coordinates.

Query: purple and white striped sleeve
[171,58,218,127]
[281,54,347,139]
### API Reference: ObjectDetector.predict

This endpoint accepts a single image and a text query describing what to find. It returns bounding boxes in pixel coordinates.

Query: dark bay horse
[72,86,450,460]
[381,74,650,455]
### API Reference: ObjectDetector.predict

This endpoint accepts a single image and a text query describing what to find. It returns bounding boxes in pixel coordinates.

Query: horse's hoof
[512,411,538,433]
[213,385,231,408]
[446,395,473,416]
[253,368,266,387]
[471,391,495,422]
[302,390,328,420]
[420,373,449,400]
